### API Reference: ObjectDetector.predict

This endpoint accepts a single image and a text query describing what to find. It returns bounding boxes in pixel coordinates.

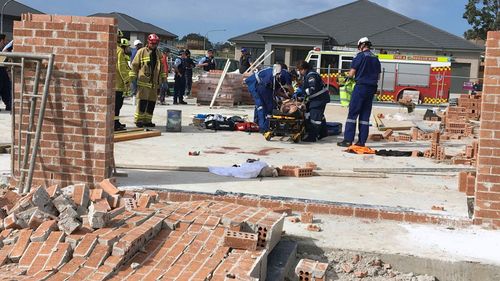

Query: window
[340,56,353,72]
[378,62,396,91]
[292,49,310,66]
[397,63,430,87]
[320,54,339,71]
[273,48,286,64]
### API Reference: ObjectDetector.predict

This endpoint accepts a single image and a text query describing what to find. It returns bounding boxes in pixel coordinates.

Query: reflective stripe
[359,121,370,125]
[141,57,150,63]
[346,119,356,123]
[114,116,119,121]
[161,73,167,78]
[308,87,328,100]
[137,81,152,88]
[255,72,261,84]
[311,120,322,125]
[305,112,310,119]
[129,71,137,78]
[257,106,263,110]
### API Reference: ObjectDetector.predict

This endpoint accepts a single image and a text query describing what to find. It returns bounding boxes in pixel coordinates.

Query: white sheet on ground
[208,161,268,178]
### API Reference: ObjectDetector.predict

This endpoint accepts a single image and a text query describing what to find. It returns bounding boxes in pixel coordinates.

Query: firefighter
[173,50,188,104]
[337,37,381,147]
[293,60,330,142]
[238,47,252,74]
[129,33,166,127]
[115,38,131,131]
[244,64,292,133]
[198,49,216,71]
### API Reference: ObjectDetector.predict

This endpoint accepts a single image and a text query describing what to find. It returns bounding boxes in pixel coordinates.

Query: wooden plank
[113,129,161,143]
[113,128,143,135]
[373,112,413,131]
[354,167,476,173]
[210,59,231,108]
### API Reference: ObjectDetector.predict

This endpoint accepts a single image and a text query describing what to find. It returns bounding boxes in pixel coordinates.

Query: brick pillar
[475,31,500,229]
[12,14,117,188]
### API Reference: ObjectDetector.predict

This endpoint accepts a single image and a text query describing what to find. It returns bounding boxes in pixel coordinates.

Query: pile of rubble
[0,180,290,280]
[192,71,254,106]
[298,250,437,281]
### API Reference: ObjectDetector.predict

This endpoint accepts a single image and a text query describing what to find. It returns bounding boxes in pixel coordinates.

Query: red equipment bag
[235,122,259,132]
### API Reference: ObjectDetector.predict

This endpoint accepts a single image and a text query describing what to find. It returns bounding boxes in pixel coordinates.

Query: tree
[463,0,499,40]
[179,33,212,50]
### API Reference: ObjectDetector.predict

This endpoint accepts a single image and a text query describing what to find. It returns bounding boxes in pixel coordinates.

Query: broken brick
[31,220,58,242]
[9,229,33,262]
[271,206,292,216]
[306,224,321,232]
[98,179,120,196]
[301,212,314,224]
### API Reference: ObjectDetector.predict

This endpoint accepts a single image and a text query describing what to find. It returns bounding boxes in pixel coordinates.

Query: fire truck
[305,48,452,104]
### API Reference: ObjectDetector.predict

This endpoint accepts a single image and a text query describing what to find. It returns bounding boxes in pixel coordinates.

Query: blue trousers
[344,84,377,145]
[246,80,273,132]
[174,75,185,103]
[306,93,329,140]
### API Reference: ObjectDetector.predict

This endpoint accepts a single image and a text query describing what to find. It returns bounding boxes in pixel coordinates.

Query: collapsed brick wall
[475,31,500,229]
[12,14,117,188]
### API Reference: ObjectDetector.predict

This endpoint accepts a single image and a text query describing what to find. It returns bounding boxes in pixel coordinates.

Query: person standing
[130,39,143,100]
[337,37,381,147]
[239,47,252,74]
[294,60,330,142]
[159,48,170,105]
[173,50,188,105]
[184,49,196,96]
[0,34,12,112]
[129,34,166,127]
[114,38,132,131]
[198,49,216,71]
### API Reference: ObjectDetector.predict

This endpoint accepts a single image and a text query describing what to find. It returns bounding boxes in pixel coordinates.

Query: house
[229,0,483,94]
[0,0,43,38]
[89,12,177,45]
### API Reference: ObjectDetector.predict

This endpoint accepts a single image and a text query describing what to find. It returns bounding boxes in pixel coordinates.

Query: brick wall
[475,31,500,229]
[12,14,117,188]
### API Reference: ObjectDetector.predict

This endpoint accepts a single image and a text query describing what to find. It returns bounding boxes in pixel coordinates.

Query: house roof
[0,0,43,17]
[89,12,177,39]
[230,0,483,52]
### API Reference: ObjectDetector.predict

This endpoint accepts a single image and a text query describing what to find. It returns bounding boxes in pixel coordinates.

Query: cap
[133,39,143,46]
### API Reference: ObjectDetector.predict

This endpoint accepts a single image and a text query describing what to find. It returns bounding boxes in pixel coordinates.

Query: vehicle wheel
[264,132,273,141]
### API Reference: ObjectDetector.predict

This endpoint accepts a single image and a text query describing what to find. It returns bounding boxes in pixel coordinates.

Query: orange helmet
[147,34,160,44]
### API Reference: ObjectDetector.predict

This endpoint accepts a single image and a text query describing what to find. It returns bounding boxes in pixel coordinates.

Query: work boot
[143,122,156,128]
[135,121,144,128]
[302,136,317,143]
[179,101,187,105]
[337,140,352,147]
[114,120,126,131]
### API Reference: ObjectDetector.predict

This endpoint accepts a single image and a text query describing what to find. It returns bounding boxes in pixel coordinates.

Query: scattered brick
[98,179,120,196]
[431,206,445,211]
[295,258,328,281]
[301,212,314,224]
[288,217,300,223]
[306,224,321,232]
[9,229,32,262]
[271,206,292,216]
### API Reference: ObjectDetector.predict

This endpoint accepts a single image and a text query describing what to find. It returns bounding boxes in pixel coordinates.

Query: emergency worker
[337,37,381,147]
[184,49,196,96]
[129,33,166,127]
[115,38,131,131]
[244,64,292,132]
[173,50,188,104]
[294,60,330,142]
[238,47,252,74]
[198,49,216,71]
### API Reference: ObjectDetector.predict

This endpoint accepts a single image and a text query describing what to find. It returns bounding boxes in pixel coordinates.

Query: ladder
[0,52,55,194]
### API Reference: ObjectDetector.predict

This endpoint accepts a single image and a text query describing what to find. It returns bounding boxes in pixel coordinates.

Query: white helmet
[133,39,143,47]
[357,37,371,48]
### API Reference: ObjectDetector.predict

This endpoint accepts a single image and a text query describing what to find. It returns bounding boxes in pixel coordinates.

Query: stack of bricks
[458,171,477,196]
[457,94,482,120]
[12,14,116,188]
[451,140,479,166]
[423,131,446,161]
[0,195,286,280]
[192,71,253,106]
[295,258,329,281]
[474,31,500,229]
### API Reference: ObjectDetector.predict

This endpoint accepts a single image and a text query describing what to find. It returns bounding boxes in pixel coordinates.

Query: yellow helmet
[119,38,130,47]
[117,29,124,38]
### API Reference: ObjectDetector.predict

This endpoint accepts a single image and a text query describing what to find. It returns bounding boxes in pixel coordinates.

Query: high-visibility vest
[339,79,355,107]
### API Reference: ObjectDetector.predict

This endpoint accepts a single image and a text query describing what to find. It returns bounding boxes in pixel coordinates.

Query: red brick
[84,244,110,269]
[44,242,71,271]
[379,211,404,221]
[223,230,258,251]
[354,208,379,220]
[18,242,43,268]
[306,224,322,232]
[328,205,354,217]
[9,229,32,261]
[301,212,314,224]
[73,234,98,258]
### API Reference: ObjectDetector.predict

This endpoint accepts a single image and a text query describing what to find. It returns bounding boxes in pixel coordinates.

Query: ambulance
[305,47,452,104]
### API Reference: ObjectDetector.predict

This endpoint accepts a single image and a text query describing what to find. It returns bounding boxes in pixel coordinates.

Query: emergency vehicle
[305,48,452,104]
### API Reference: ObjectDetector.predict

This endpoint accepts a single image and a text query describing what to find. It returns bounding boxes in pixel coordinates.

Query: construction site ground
[1,97,499,280]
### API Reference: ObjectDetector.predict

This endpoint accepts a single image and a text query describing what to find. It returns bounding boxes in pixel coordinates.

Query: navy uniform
[239,48,252,74]
[296,70,330,142]
[184,49,196,95]
[173,51,187,104]
[198,50,216,71]
[245,66,292,132]
[339,37,381,147]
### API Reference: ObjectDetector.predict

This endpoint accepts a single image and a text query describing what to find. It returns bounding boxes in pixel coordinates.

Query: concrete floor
[113,97,470,218]
[0,97,472,217]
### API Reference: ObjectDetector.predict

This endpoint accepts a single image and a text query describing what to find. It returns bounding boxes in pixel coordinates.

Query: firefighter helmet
[119,38,130,47]
[117,29,124,39]
[147,34,160,44]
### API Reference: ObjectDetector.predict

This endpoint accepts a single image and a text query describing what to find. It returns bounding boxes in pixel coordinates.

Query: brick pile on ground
[0,181,286,280]
[192,71,254,106]
[298,250,437,281]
